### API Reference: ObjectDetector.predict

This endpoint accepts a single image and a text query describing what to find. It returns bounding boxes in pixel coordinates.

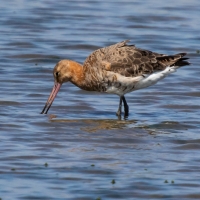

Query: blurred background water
[0,0,200,199]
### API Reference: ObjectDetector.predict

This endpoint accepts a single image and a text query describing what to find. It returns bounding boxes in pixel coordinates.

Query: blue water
[0,0,200,199]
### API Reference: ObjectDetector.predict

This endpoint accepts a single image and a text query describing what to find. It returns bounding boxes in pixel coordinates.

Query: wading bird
[41,40,189,117]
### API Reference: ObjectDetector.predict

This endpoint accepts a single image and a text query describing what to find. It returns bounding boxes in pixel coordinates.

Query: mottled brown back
[83,40,190,78]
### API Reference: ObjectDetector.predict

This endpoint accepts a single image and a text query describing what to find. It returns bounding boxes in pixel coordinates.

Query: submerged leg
[116,96,123,116]
[122,96,129,117]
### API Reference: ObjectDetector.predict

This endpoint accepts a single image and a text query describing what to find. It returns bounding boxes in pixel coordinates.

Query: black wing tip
[175,59,191,67]
[178,53,191,65]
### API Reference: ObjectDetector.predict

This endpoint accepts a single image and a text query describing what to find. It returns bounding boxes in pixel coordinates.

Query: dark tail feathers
[174,54,190,67]
[157,53,190,67]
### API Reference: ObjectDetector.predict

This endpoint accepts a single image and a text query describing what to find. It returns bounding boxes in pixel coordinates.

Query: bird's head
[41,60,82,114]
[53,60,74,84]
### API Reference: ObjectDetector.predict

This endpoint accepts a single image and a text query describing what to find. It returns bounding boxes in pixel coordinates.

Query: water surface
[0,0,200,199]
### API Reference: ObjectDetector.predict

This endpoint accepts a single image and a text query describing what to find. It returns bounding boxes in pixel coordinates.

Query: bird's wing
[83,40,189,77]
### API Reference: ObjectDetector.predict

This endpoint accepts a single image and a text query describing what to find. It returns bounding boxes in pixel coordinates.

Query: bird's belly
[105,66,176,96]
[134,66,176,90]
[105,76,140,96]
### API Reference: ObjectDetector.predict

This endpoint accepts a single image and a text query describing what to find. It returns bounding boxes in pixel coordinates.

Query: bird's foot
[116,103,129,120]
[116,110,121,117]
[116,110,129,120]
[124,112,129,120]
[116,104,123,118]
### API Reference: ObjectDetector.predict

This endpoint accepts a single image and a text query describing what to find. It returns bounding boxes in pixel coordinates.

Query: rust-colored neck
[54,59,98,91]
[67,60,86,89]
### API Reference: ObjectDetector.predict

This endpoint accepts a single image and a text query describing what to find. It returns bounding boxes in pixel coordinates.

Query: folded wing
[83,40,190,77]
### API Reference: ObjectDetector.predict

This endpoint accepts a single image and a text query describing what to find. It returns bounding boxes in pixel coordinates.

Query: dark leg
[122,96,129,117]
[116,96,123,116]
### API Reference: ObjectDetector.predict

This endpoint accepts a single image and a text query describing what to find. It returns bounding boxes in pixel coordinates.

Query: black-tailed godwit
[41,40,190,117]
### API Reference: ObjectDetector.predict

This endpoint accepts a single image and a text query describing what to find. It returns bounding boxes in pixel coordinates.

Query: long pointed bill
[41,82,62,114]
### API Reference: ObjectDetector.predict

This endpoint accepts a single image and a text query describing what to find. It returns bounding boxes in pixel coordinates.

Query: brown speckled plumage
[41,40,190,117]
[82,40,189,92]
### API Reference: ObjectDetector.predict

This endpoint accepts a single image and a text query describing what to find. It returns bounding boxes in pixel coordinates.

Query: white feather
[134,66,176,90]
[106,66,177,96]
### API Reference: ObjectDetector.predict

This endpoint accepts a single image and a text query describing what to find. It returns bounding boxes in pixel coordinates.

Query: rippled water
[1,0,200,199]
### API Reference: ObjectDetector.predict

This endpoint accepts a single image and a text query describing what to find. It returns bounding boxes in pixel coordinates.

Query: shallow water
[0,0,200,199]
